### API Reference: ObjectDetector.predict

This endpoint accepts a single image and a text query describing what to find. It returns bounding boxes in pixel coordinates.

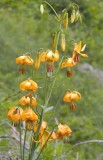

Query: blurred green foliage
[0,0,103,159]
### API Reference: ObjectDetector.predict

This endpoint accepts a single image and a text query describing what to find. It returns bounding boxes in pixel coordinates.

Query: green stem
[19,121,22,160]
[54,29,61,51]
[43,1,60,20]
[44,65,48,105]
[29,109,44,160]
[32,66,34,79]
[45,78,56,106]
[45,56,64,106]
[0,90,21,104]
[22,128,27,160]
[36,108,44,135]
[35,129,55,160]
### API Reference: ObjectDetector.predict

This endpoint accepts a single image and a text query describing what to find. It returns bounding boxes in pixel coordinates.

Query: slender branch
[35,128,55,160]
[43,1,60,20]
[0,135,18,140]
[0,90,21,103]
[19,121,23,160]
[0,136,28,150]
[23,129,27,160]
[73,140,103,147]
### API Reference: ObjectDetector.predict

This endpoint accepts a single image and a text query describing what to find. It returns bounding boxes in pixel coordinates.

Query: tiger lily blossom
[56,123,72,139]
[63,90,81,102]
[72,41,88,62]
[7,107,23,123]
[20,78,38,91]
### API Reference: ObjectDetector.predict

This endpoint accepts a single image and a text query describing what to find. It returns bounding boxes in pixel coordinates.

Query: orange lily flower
[56,123,72,139]
[39,130,57,147]
[21,108,38,122]
[7,107,23,123]
[19,96,37,107]
[16,55,34,65]
[34,121,48,135]
[33,121,57,147]
[72,41,88,62]
[33,129,57,147]
[20,78,38,91]
[61,57,77,69]
[63,90,81,102]
[40,50,59,62]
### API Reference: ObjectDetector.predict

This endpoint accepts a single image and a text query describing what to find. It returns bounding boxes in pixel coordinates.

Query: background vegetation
[0,0,103,159]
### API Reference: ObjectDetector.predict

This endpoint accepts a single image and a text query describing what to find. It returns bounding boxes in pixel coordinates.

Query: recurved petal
[80,53,88,58]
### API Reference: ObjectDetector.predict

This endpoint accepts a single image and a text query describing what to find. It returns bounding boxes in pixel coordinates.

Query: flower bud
[61,34,66,51]
[67,70,73,77]
[40,4,44,14]
[34,52,41,70]
[51,33,57,50]
[63,13,68,29]
[69,103,77,110]
[71,9,75,23]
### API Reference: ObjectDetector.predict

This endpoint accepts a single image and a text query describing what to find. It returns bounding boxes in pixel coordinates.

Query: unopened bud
[61,34,66,52]
[51,33,57,50]
[40,4,44,15]
[71,9,75,23]
[19,66,26,74]
[34,52,41,70]
[70,103,77,110]
[63,13,68,29]
[67,70,73,77]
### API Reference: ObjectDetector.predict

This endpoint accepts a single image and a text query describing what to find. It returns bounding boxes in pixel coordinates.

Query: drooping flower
[7,107,23,123]
[72,41,88,62]
[33,121,57,147]
[61,57,77,69]
[40,50,59,62]
[63,90,81,102]
[21,108,38,122]
[16,55,34,66]
[19,96,37,107]
[33,121,56,147]
[56,123,72,139]
[20,78,38,91]
[40,50,59,77]
[34,121,48,135]
[16,55,34,74]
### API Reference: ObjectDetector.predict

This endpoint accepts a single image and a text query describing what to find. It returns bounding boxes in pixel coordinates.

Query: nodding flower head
[16,55,34,66]
[72,41,88,62]
[20,78,38,91]
[21,108,38,122]
[7,107,23,123]
[63,90,81,102]
[19,96,37,107]
[61,58,77,69]
[56,123,72,139]
[40,50,59,62]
